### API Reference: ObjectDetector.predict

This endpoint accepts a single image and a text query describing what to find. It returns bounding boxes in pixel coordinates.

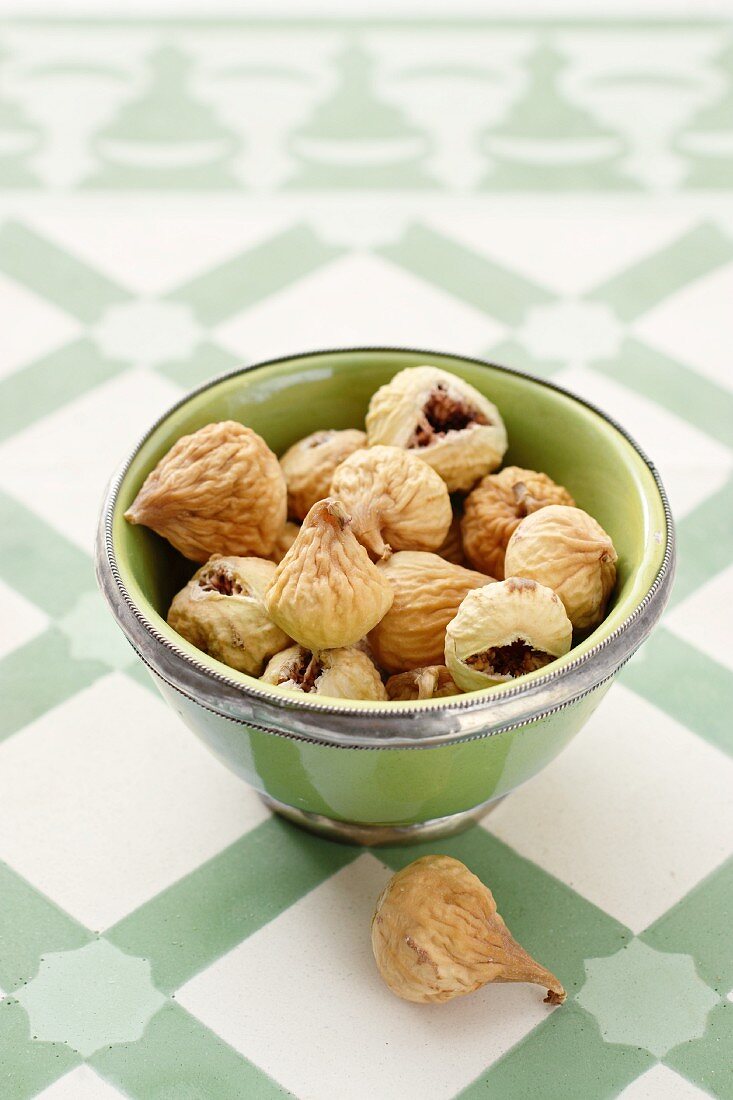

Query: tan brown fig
[261,644,387,701]
[372,855,565,1005]
[168,556,290,675]
[280,429,366,521]
[386,666,461,701]
[125,421,287,562]
[330,445,451,560]
[264,499,394,651]
[366,366,508,492]
[267,521,300,564]
[462,467,575,580]
[368,551,492,673]
[445,578,572,692]
[436,510,467,567]
[504,505,618,630]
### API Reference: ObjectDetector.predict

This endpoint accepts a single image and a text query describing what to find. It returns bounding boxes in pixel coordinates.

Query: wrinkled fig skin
[386,665,461,701]
[445,577,573,692]
[268,521,300,564]
[167,556,291,676]
[330,445,452,560]
[462,467,575,580]
[280,429,366,521]
[264,498,394,652]
[504,505,618,630]
[371,856,566,1005]
[125,421,287,562]
[369,551,492,674]
[366,366,508,492]
[261,643,388,701]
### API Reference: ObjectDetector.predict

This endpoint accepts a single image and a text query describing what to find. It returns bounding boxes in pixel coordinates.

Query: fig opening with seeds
[125,364,618,701]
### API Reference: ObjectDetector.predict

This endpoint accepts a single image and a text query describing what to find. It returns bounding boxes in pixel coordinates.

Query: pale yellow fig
[168,556,290,675]
[261,643,387,701]
[280,428,366,521]
[330,445,451,560]
[445,578,572,691]
[462,466,575,580]
[504,505,617,630]
[268,521,300,564]
[369,551,492,673]
[366,366,508,492]
[386,665,461,701]
[264,498,394,651]
[372,855,566,1005]
[125,421,286,562]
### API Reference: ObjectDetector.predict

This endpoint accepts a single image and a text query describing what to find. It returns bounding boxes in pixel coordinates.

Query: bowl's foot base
[258,792,504,846]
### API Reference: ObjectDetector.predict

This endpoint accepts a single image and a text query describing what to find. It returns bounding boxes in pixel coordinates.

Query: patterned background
[0,17,732,1100]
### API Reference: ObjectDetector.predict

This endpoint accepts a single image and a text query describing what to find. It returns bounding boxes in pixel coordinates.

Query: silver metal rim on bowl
[96,347,676,751]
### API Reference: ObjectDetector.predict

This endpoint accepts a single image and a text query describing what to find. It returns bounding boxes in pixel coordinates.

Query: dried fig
[280,429,366,521]
[386,665,461,701]
[261,643,387,701]
[125,421,286,562]
[366,366,508,492]
[462,467,575,579]
[436,509,467,567]
[504,505,618,630]
[264,498,394,651]
[369,551,492,673]
[372,855,565,1005]
[330,445,451,560]
[445,577,572,691]
[168,556,290,675]
[268,521,300,564]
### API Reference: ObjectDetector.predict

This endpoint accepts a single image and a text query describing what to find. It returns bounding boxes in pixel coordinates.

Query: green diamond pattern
[0,15,731,1100]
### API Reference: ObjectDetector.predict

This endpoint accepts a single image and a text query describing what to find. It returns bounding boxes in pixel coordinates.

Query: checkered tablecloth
[0,16,731,1100]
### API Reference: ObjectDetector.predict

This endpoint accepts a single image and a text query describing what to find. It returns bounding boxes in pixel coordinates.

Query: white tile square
[484,684,733,933]
[553,366,732,518]
[664,564,733,673]
[35,1065,127,1100]
[0,577,49,661]
[215,251,506,365]
[0,368,180,554]
[178,853,555,1100]
[619,1064,711,1099]
[0,272,80,380]
[633,261,733,393]
[0,673,268,929]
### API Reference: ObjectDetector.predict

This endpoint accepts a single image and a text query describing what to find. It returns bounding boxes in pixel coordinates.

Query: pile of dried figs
[126,365,618,701]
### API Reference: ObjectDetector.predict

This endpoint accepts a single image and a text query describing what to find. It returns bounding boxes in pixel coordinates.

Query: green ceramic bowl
[96,348,675,844]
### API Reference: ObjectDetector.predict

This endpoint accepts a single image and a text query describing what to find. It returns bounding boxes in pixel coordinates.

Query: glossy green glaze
[109,349,669,827]
[155,674,612,824]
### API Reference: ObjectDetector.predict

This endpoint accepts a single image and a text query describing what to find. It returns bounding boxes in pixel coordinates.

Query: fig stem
[321,499,351,529]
